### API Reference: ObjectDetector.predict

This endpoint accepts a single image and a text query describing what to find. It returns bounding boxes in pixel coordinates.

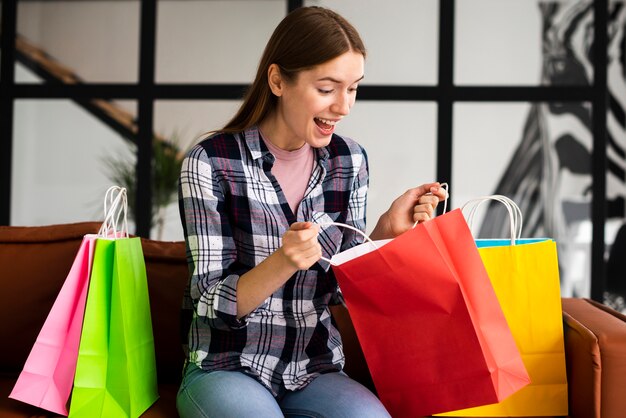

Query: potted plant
[102,134,187,240]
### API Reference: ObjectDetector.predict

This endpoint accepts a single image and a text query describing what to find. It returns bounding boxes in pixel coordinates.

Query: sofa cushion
[0,222,102,376]
[562,297,626,418]
[0,221,188,384]
[0,222,188,417]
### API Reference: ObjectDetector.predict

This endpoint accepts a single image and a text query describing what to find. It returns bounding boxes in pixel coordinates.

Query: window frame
[0,0,609,300]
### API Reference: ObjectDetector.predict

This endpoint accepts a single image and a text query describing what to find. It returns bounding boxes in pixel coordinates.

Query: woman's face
[266,51,365,150]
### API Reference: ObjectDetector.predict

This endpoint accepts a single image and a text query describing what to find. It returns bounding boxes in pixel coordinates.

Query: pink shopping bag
[9,235,96,415]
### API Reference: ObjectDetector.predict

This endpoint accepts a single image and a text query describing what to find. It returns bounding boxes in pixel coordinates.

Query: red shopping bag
[328,209,530,417]
[9,235,96,415]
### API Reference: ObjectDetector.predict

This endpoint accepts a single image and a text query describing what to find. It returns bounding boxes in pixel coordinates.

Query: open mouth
[314,117,337,135]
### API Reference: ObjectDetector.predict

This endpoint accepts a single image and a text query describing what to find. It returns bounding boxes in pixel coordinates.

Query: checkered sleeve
[179,145,248,330]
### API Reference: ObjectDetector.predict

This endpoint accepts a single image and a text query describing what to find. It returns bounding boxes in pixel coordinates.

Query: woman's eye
[348,87,358,93]
[318,89,333,94]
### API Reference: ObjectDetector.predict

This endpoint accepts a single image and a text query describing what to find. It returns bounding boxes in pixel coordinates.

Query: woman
[177,6,446,417]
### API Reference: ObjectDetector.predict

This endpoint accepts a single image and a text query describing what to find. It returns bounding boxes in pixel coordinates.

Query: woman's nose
[332,92,351,116]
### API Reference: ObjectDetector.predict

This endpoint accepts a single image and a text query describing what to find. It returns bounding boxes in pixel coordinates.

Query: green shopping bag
[69,188,158,417]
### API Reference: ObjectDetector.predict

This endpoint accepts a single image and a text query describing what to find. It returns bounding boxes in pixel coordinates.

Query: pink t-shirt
[262,137,315,214]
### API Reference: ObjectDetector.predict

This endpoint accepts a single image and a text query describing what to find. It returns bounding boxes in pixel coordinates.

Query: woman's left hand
[371,182,448,240]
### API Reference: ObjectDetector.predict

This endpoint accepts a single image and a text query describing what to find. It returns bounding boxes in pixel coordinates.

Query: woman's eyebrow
[317,75,365,84]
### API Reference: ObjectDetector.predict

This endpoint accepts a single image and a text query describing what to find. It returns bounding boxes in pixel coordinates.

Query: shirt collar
[241,125,330,163]
[242,126,268,161]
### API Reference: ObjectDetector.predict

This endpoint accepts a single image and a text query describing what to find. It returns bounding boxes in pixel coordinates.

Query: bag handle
[316,222,376,265]
[461,195,522,245]
[317,182,449,265]
[98,186,129,238]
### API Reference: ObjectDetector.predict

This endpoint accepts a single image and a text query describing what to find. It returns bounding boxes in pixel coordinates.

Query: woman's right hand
[279,222,322,270]
[237,222,321,318]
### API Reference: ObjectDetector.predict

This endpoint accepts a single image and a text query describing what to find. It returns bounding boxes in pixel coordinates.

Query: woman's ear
[267,64,283,97]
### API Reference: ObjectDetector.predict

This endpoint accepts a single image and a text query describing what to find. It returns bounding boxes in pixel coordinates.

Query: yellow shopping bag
[439,196,568,417]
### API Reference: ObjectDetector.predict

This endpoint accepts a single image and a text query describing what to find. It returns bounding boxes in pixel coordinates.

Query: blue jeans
[176,363,391,418]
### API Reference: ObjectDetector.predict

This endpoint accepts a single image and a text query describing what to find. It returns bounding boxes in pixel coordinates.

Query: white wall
[305,0,439,85]
[12,64,135,227]
[156,1,284,83]
[12,0,545,243]
[17,0,140,83]
[455,0,542,85]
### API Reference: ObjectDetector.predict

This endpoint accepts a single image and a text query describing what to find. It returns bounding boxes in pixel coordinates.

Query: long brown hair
[220,6,366,134]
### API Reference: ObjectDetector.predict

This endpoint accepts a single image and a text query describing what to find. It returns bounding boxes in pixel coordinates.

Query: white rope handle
[105,187,126,234]
[317,183,450,264]
[465,196,519,235]
[473,195,522,239]
[109,187,129,237]
[316,222,376,265]
[98,186,129,238]
[463,196,520,242]
[317,183,449,265]
[99,188,119,237]
[102,186,119,225]
[461,195,523,245]
[112,187,129,237]
[99,187,126,237]
[412,182,449,228]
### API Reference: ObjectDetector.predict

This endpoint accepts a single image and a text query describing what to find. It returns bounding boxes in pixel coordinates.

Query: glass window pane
[337,102,437,232]
[12,99,137,227]
[15,60,43,83]
[16,0,140,83]
[606,38,626,310]
[153,100,242,241]
[306,0,438,85]
[154,100,241,146]
[156,0,284,83]
[455,0,595,86]
[453,101,593,298]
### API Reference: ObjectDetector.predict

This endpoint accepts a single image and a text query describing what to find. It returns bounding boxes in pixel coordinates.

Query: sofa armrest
[562,297,626,418]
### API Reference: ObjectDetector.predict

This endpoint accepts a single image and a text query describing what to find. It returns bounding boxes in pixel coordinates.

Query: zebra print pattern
[479,1,625,240]
[477,1,626,297]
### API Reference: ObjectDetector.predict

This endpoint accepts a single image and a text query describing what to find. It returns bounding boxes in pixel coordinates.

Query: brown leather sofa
[1,222,625,418]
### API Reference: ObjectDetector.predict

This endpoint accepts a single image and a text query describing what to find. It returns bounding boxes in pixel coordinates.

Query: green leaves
[102,134,187,239]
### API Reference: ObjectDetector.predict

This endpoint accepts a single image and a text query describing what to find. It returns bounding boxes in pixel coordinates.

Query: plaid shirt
[178,126,369,396]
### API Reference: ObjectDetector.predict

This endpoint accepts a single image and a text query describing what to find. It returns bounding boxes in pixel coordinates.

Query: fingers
[412,183,448,224]
[418,194,440,210]
[288,222,320,240]
[413,211,431,224]
[290,221,314,231]
[413,202,436,223]
[286,222,320,243]
[282,222,322,270]
[408,182,440,198]
[430,185,448,201]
